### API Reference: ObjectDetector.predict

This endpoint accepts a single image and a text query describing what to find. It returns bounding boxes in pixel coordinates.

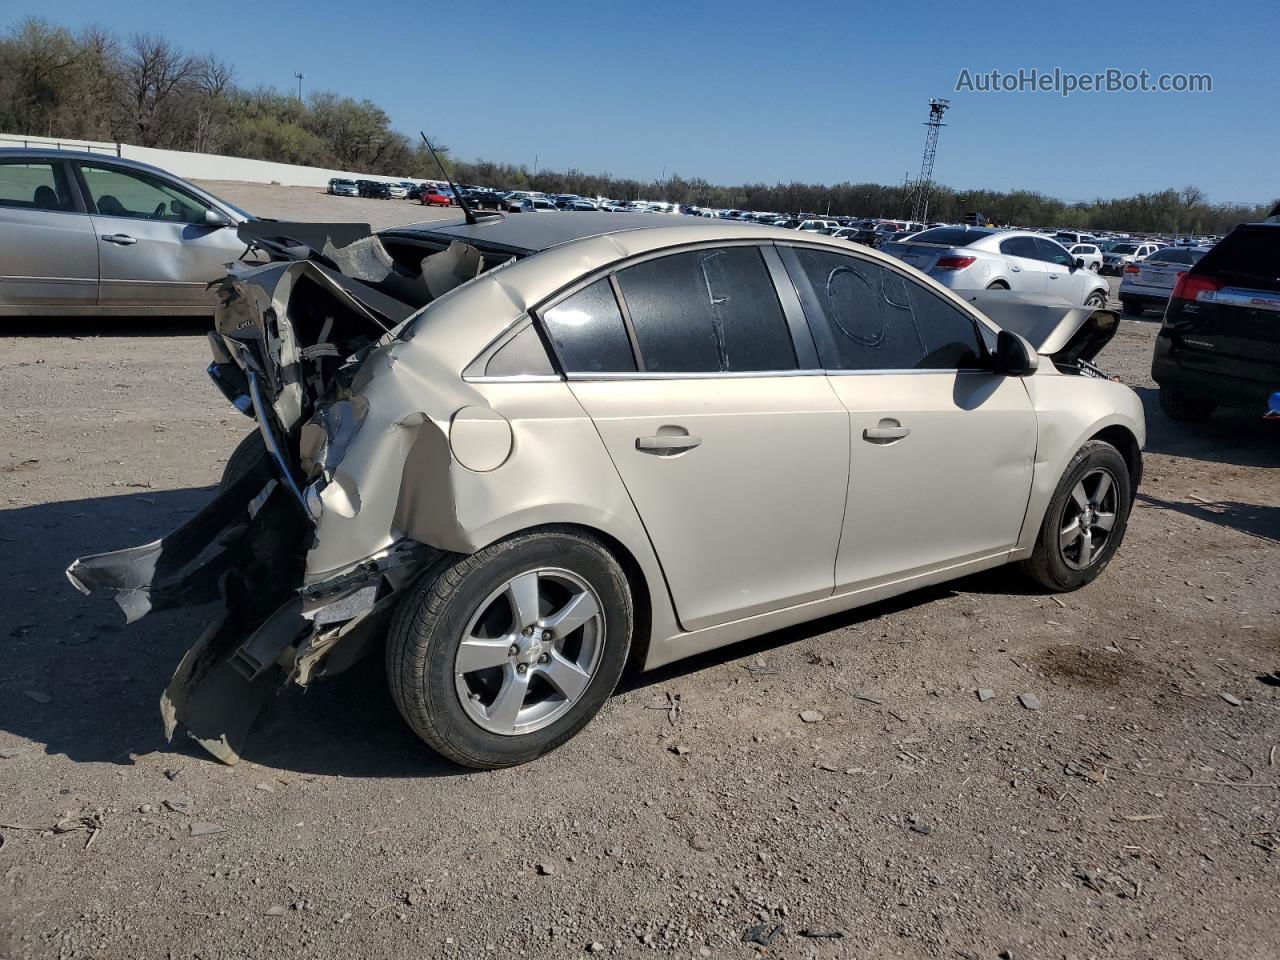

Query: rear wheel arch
[464,521,655,675]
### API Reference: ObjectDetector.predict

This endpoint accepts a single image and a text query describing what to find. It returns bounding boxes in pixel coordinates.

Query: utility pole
[908,98,949,223]
[294,72,304,101]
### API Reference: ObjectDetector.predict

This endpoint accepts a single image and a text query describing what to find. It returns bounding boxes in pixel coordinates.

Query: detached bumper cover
[66,454,434,765]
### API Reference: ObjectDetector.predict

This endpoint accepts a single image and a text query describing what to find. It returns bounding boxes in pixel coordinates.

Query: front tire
[1019,441,1132,592]
[386,529,633,769]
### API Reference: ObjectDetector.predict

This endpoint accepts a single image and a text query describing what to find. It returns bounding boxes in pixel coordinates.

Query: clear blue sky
[16,0,1278,204]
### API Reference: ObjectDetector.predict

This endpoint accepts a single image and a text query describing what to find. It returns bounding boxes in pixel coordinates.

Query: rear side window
[540,279,637,373]
[785,248,987,371]
[1193,226,1280,291]
[615,247,797,372]
[0,161,75,212]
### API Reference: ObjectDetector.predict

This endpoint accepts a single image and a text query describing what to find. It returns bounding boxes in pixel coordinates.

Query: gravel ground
[1,186,1277,960]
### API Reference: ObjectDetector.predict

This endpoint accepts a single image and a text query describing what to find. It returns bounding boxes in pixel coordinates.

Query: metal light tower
[294,72,305,101]
[909,98,950,223]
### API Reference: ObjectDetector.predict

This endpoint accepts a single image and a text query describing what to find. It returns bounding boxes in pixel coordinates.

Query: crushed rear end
[66,221,508,763]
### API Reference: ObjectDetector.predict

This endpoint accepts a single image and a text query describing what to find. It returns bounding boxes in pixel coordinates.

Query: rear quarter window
[1193,226,1280,291]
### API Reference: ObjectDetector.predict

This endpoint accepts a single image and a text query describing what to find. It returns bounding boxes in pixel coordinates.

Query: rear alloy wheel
[387,529,632,768]
[1159,386,1217,422]
[1020,440,1132,591]
[1090,262,1101,272]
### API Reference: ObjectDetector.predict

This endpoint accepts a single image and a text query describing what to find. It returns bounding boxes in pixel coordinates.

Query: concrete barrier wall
[0,133,428,187]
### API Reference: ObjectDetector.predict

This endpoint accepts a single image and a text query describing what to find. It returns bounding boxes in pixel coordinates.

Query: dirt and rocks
[1,185,1278,959]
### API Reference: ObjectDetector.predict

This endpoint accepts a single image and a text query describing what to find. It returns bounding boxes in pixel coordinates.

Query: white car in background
[386,183,408,200]
[1068,243,1103,272]
[1102,240,1164,275]
[880,227,1110,307]
[1118,245,1212,317]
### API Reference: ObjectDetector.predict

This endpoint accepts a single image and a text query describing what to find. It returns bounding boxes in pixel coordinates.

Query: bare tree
[118,32,197,146]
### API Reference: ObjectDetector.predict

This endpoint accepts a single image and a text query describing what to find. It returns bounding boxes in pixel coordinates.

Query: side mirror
[1073,257,1085,270]
[993,329,1039,376]
[204,208,232,228]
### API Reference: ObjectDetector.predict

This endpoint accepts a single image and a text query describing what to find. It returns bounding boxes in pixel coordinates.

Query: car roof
[0,147,175,180]
[385,211,790,254]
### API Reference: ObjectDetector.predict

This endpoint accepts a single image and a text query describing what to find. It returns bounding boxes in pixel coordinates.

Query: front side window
[1000,236,1039,259]
[614,247,796,373]
[786,248,987,371]
[1034,237,1074,267]
[80,163,211,224]
[0,161,75,212]
[540,279,636,374]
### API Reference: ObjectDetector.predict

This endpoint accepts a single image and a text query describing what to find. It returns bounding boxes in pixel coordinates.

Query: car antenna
[420,132,477,226]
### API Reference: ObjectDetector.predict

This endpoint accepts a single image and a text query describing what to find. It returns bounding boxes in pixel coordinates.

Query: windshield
[1112,244,1140,254]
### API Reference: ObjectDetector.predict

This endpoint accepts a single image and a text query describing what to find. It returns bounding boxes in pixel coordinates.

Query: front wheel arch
[1089,424,1143,498]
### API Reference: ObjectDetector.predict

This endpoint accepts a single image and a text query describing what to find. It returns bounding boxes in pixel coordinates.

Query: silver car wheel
[1058,467,1118,570]
[454,567,605,736]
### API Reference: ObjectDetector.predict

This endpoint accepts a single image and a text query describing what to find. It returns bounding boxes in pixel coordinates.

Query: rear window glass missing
[901,227,992,247]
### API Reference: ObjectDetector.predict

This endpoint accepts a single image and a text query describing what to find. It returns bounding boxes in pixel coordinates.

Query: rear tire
[1085,291,1107,309]
[386,529,633,769]
[1121,298,1144,317]
[1159,386,1217,422]
[219,431,268,490]
[1019,440,1132,592]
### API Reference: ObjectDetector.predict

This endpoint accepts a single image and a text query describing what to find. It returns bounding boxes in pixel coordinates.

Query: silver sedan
[0,148,252,317]
[881,227,1110,307]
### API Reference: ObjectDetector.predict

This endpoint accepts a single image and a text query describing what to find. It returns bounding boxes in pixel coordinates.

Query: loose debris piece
[535,863,556,876]
[744,657,779,678]
[799,710,824,724]
[799,929,844,939]
[976,688,995,702]
[1257,671,1280,688]
[1018,692,1043,711]
[0,747,23,760]
[188,822,226,838]
[645,691,682,725]
[668,745,690,756]
[1219,692,1242,706]
[163,795,192,813]
[743,923,784,947]
[264,905,287,917]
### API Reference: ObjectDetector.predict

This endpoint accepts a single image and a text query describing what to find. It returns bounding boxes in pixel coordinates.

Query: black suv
[1152,209,1280,420]
[357,180,391,199]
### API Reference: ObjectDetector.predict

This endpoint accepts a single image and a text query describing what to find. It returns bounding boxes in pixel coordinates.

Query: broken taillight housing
[934,255,976,270]
[1170,274,1222,302]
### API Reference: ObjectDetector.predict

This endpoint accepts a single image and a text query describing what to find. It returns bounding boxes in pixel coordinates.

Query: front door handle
[863,425,911,442]
[636,435,702,452]
[1010,265,1021,273]
[101,234,137,245]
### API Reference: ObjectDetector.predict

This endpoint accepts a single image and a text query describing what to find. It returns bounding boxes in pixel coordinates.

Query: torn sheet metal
[963,292,1119,364]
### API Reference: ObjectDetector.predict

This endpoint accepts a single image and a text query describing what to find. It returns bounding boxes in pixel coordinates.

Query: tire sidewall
[398,533,631,766]
[1038,442,1132,590]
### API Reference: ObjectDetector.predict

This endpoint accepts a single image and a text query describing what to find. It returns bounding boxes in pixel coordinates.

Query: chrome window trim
[564,369,826,382]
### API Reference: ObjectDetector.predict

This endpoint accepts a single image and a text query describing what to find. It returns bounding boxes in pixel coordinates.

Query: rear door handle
[101,234,137,245]
[636,435,702,452]
[863,425,911,442]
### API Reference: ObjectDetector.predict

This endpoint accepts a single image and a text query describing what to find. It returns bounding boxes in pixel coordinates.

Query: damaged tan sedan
[67,212,1145,769]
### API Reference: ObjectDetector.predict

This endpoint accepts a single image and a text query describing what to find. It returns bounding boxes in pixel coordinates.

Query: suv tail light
[935,255,976,270]
[1170,273,1222,302]
[1124,264,1140,274]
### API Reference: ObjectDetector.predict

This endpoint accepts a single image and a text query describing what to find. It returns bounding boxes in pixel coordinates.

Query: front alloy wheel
[1020,440,1132,591]
[1057,468,1118,570]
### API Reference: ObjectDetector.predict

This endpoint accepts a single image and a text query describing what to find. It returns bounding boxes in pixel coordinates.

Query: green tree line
[2,17,1272,234]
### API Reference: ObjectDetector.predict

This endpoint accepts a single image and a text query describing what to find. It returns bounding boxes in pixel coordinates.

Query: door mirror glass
[993,329,1038,375]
